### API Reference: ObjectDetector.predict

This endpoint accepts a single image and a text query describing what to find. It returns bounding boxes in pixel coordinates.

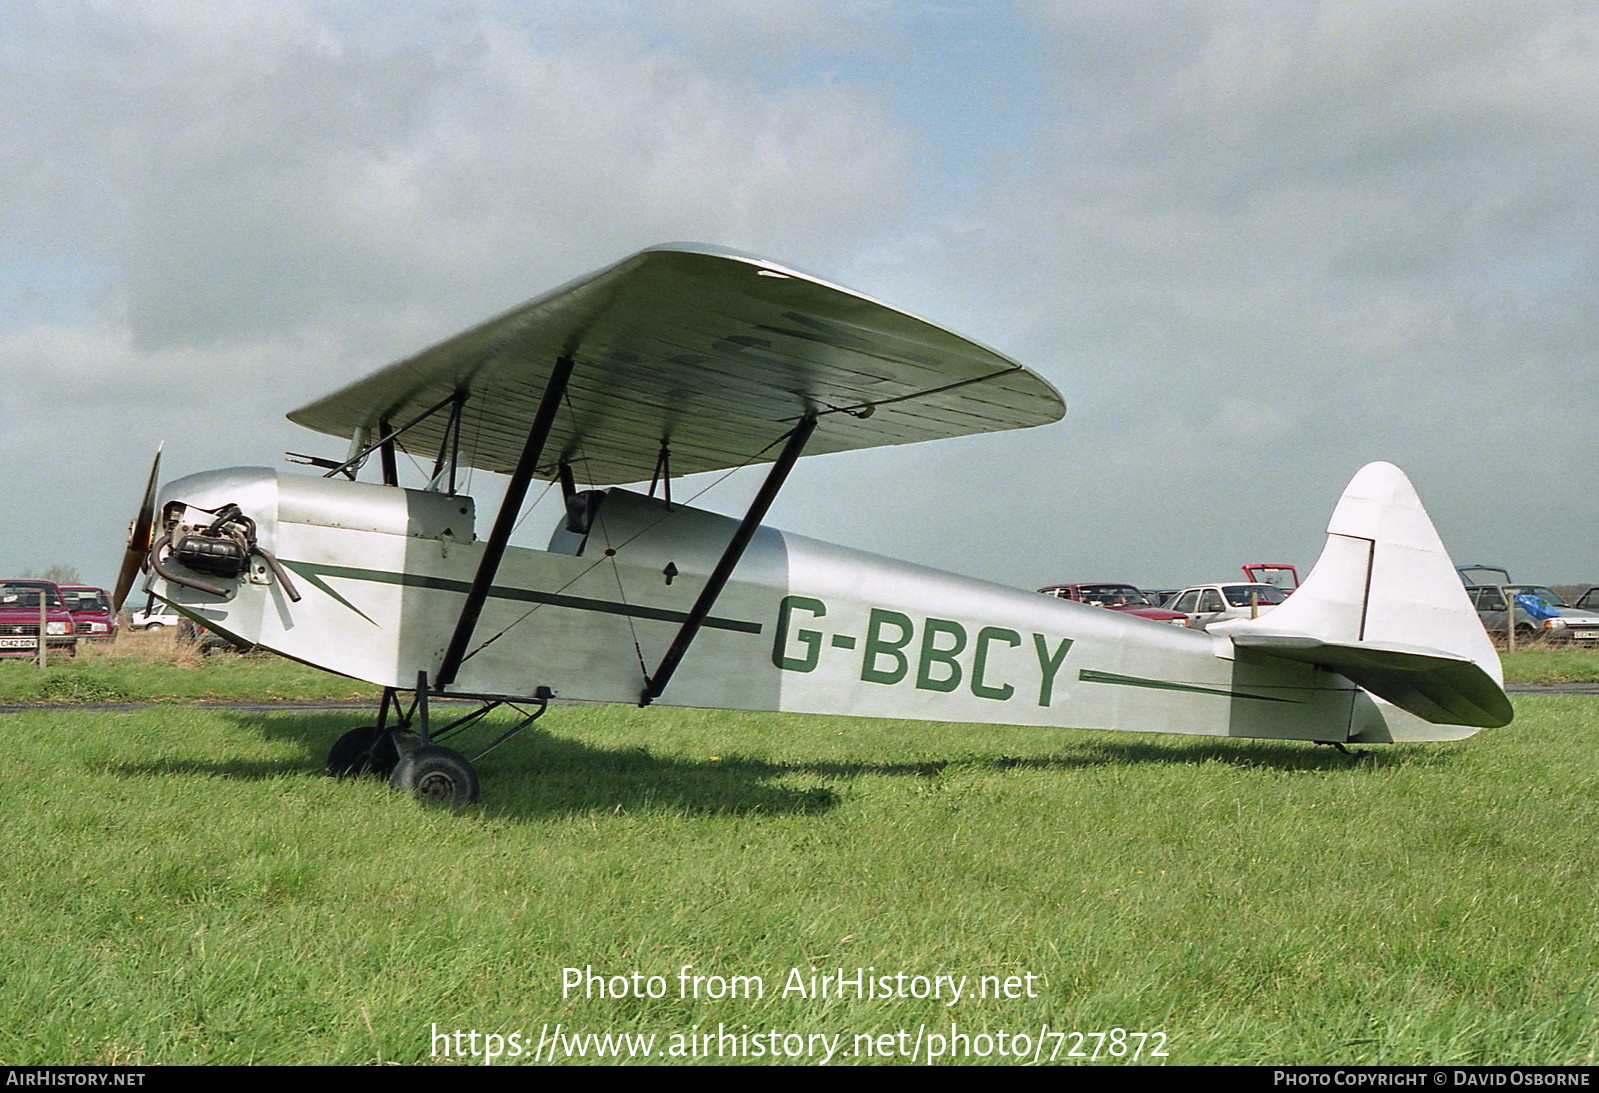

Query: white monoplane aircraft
[117,244,1512,803]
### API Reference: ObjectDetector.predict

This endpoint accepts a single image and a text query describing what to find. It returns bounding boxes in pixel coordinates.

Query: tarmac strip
[0,699,479,715]
[1,686,1594,715]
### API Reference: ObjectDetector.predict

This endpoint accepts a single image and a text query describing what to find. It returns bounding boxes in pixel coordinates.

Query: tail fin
[1222,463,1512,732]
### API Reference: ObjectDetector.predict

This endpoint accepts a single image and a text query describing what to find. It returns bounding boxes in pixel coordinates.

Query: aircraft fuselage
[148,468,1452,745]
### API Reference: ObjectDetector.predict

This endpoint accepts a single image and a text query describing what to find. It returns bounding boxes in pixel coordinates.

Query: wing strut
[436,355,577,688]
[428,391,468,494]
[647,444,672,507]
[640,414,817,705]
[309,391,461,481]
[378,415,399,486]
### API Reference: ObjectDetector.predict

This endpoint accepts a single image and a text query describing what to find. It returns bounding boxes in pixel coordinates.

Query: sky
[3,0,1596,596]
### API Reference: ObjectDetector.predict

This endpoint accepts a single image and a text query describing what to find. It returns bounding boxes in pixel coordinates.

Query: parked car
[128,597,252,654]
[59,585,118,641]
[1463,583,1599,644]
[1164,583,1290,630]
[1037,583,1190,627]
[1457,564,1513,587]
[1241,563,1298,590]
[1574,587,1599,612]
[0,579,79,659]
[130,601,185,631]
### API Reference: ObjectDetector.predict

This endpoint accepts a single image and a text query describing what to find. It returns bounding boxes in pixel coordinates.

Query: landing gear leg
[333,673,550,804]
[326,687,414,778]
[1316,740,1373,761]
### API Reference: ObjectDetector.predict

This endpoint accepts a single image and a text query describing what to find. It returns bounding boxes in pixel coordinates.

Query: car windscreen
[1508,586,1568,607]
[62,590,110,611]
[1223,585,1288,607]
[0,584,60,609]
[1078,585,1151,606]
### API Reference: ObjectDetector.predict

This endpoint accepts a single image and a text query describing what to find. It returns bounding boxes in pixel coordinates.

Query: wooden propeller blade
[113,445,163,611]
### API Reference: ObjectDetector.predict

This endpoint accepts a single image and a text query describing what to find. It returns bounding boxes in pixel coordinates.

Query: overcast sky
[4,0,1596,596]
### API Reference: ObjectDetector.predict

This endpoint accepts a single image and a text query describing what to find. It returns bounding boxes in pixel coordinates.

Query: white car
[128,601,252,654]
[1165,583,1290,630]
[129,603,186,630]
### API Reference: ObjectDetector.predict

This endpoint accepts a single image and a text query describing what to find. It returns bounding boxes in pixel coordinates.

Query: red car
[1037,583,1191,627]
[0,579,79,659]
[1242,564,1299,591]
[60,585,118,641]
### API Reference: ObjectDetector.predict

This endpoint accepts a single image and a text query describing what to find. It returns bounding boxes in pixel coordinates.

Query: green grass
[1498,644,1599,684]
[1,694,1594,1065]
[2,632,1592,710]
[0,634,376,705]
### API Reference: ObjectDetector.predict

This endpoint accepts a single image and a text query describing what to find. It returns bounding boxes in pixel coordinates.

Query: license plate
[0,638,38,649]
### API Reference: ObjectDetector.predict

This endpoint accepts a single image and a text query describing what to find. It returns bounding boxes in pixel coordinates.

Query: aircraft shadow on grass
[102,709,1462,821]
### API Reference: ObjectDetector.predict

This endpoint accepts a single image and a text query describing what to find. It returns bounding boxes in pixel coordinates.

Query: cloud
[5,0,1596,588]
[1003,0,1599,375]
[1,0,921,582]
[804,1,1599,583]
[643,0,869,59]
[4,1,912,357]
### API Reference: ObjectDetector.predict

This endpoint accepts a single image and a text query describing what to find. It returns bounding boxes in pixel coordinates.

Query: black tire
[388,745,479,804]
[327,725,400,778]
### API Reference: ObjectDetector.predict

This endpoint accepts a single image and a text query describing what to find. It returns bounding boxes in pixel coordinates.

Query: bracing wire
[458,411,799,671]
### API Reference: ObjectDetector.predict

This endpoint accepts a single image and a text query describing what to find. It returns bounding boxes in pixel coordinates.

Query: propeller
[113,445,163,611]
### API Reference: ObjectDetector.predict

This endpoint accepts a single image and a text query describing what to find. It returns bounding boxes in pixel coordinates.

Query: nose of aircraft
[145,466,299,605]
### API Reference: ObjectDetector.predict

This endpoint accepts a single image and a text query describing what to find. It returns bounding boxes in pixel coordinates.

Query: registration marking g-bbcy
[772,595,1075,707]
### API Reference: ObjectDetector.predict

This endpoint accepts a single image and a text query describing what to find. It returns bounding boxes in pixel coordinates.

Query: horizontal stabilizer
[1231,634,1513,728]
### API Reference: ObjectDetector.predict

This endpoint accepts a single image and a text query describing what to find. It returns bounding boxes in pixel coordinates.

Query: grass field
[0,631,378,705]
[2,632,1594,706]
[1,637,1595,1065]
[1498,644,1599,685]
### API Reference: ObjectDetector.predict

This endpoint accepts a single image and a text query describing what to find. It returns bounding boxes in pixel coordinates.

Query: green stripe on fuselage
[1078,669,1300,704]
[281,560,763,634]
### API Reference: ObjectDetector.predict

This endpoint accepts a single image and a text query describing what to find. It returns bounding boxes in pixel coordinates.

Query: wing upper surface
[287,244,1065,484]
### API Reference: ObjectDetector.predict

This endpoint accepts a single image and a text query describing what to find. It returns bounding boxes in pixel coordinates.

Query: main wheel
[389,745,479,804]
[327,725,400,778]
